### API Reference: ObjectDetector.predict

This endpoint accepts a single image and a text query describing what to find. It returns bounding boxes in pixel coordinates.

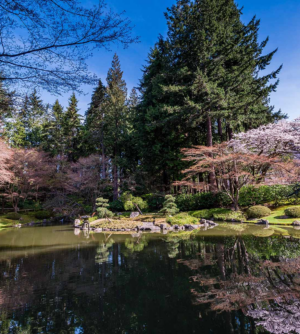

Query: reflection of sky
[36,0,300,120]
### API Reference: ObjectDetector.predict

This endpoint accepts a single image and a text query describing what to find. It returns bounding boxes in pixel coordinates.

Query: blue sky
[42,0,300,120]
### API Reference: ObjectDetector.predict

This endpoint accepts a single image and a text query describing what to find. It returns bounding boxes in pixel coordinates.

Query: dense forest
[0,0,290,215]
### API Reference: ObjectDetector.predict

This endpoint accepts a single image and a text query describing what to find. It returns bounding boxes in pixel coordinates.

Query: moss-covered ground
[0,212,41,228]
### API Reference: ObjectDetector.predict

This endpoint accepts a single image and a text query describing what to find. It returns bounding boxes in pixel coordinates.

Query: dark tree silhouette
[0,0,137,93]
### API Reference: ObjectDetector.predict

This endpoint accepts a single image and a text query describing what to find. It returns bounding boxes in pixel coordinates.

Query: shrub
[166,213,198,226]
[246,206,271,219]
[109,200,124,212]
[190,208,245,222]
[159,195,179,215]
[35,211,52,219]
[5,212,22,220]
[239,185,300,207]
[143,193,165,211]
[284,207,300,218]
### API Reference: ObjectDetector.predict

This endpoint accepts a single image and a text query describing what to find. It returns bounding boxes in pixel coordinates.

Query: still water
[1,224,300,333]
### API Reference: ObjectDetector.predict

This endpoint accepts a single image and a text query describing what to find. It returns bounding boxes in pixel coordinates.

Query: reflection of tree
[179,235,300,333]
[123,236,149,255]
[95,234,115,264]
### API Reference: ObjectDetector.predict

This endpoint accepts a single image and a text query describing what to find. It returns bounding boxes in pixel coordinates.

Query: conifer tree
[26,89,47,147]
[102,54,128,200]
[42,100,65,157]
[85,79,107,178]
[159,195,179,216]
[63,93,82,161]
[137,0,286,191]
[96,197,114,219]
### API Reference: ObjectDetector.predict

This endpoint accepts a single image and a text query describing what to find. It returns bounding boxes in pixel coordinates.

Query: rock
[160,223,170,230]
[125,229,131,232]
[74,219,81,227]
[256,219,269,225]
[206,220,218,226]
[293,220,300,226]
[139,223,160,232]
[184,224,200,230]
[130,212,140,218]
[173,225,180,229]
[94,228,103,233]
[200,219,207,224]
[13,224,22,228]
[139,222,154,229]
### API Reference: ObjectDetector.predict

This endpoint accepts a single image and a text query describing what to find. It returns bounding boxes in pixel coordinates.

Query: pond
[0,224,300,333]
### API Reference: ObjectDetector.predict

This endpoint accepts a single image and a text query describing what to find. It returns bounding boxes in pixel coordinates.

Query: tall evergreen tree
[63,93,82,161]
[84,79,107,178]
[136,0,286,191]
[42,100,66,157]
[102,54,128,200]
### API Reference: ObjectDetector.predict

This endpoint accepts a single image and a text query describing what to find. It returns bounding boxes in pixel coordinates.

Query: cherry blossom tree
[4,148,53,212]
[231,118,300,158]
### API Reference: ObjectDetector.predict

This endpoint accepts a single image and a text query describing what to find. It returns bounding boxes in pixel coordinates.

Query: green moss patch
[190,208,245,222]
[166,213,198,226]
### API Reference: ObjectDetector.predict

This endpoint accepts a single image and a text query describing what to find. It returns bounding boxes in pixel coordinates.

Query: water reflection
[0,225,300,333]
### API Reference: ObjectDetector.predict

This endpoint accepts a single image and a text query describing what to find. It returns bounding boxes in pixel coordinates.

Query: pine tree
[26,89,47,147]
[137,0,286,191]
[135,39,189,191]
[63,93,82,161]
[102,54,128,200]
[42,100,66,157]
[84,79,107,178]
[159,195,179,216]
[96,197,114,219]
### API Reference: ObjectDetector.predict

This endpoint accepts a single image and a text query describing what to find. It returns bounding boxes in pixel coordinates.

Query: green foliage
[247,206,271,219]
[109,200,124,212]
[284,207,300,218]
[143,193,165,211]
[159,195,179,215]
[166,213,198,226]
[96,197,114,219]
[34,211,52,220]
[190,208,245,222]
[120,192,148,212]
[63,93,82,161]
[176,192,231,212]
[5,212,22,220]
[238,185,299,207]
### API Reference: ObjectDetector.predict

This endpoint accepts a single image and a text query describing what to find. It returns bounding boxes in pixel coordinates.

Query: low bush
[175,192,231,212]
[190,208,245,222]
[246,206,271,219]
[239,185,300,207]
[284,207,300,218]
[166,213,198,226]
[109,200,124,212]
[35,211,52,220]
[5,212,22,220]
[143,193,165,211]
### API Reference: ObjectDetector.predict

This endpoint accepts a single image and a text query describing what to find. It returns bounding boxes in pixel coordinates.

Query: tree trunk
[113,162,118,200]
[206,116,217,192]
[101,131,106,179]
[217,118,223,142]
[206,116,213,147]
[227,124,233,140]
